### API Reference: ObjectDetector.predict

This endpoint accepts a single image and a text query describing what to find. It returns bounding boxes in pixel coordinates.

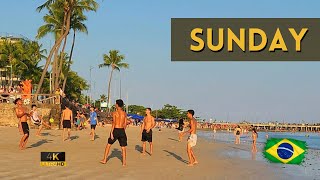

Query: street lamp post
[89,66,94,104]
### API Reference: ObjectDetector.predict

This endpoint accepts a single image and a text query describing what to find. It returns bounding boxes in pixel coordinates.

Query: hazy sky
[1,0,320,123]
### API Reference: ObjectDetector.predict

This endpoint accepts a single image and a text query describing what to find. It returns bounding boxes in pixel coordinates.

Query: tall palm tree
[35,0,98,97]
[100,94,107,102]
[98,50,129,113]
[62,11,89,91]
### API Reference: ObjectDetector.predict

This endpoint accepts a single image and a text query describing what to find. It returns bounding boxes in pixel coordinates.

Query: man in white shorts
[182,110,198,166]
[30,104,51,136]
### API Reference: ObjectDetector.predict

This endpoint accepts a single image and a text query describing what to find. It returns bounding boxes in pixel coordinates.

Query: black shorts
[142,129,152,142]
[108,128,127,147]
[91,124,97,130]
[21,122,29,135]
[63,120,71,129]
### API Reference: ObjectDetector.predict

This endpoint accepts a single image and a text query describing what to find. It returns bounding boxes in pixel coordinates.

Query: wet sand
[0,125,286,180]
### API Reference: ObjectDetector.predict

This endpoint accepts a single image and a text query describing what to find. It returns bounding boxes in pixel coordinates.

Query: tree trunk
[62,30,76,92]
[51,40,62,93]
[35,7,71,98]
[55,35,68,90]
[107,68,115,115]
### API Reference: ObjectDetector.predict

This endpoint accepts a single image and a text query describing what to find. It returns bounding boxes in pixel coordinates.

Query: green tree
[128,105,146,115]
[98,50,129,113]
[157,104,185,119]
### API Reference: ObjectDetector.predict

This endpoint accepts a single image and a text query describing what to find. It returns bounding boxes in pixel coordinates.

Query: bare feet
[122,163,126,167]
[90,139,94,141]
[187,163,194,167]
[193,161,199,165]
[100,160,107,164]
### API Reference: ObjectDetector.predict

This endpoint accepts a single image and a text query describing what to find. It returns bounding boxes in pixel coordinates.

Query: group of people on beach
[14,98,199,167]
[233,125,258,152]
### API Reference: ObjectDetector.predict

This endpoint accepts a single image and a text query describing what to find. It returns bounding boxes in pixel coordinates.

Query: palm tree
[98,50,129,113]
[100,94,107,102]
[35,0,98,97]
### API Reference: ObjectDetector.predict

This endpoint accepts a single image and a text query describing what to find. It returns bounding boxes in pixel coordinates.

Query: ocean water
[198,130,320,179]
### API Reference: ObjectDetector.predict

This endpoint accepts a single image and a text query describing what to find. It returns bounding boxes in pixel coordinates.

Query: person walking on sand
[14,98,30,150]
[252,127,258,152]
[87,107,98,141]
[234,125,241,144]
[100,99,128,166]
[141,108,156,155]
[30,104,51,136]
[182,110,198,166]
[61,106,73,141]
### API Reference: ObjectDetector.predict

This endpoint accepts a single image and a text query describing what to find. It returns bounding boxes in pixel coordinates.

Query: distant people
[61,106,73,141]
[14,98,30,150]
[30,104,51,136]
[252,128,258,153]
[182,110,198,166]
[234,125,241,144]
[265,133,269,139]
[55,88,60,104]
[100,99,128,166]
[176,119,184,142]
[88,107,98,141]
[141,108,156,155]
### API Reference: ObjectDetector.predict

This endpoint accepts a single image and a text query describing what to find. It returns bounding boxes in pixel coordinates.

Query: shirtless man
[61,106,73,141]
[141,108,155,155]
[14,98,30,150]
[234,125,241,144]
[100,99,128,166]
[182,110,198,166]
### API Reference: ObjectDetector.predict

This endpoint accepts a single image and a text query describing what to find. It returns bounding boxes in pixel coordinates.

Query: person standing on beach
[182,110,198,166]
[251,127,258,152]
[176,119,184,142]
[30,104,51,136]
[14,98,30,150]
[88,107,98,141]
[234,125,241,144]
[141,108,156,155]
[100,99,128,166]
[61,106,73,141]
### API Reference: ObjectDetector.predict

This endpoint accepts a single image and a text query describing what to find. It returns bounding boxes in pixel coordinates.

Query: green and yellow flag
[264,138,307,164]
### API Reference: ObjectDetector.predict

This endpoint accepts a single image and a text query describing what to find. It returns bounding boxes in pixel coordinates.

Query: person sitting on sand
[141,108,156,155]
[251,127,258,153]
[14,98,31,150]
[234,125,241,144]
[100,99,128,166]
[30,104,51,136]
[61,106,73,141]
[182,110,198,166]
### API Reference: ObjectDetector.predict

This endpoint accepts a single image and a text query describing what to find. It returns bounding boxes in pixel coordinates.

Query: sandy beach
[0,125,287,180]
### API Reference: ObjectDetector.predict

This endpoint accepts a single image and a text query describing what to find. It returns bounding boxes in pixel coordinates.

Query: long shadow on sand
[168,138,179,142]
[41,132,57,137]
[135,145,143,153]
[30,139,53,148]
[70,135,79,141]
[163,150,188,164]
[108,148,122,162]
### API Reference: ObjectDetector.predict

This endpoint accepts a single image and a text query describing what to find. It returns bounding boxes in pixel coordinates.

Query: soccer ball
[49,118,54,123]
[23,99,30,105]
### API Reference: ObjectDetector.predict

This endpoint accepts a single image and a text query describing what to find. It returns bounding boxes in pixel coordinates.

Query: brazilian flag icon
[264,138,307,164]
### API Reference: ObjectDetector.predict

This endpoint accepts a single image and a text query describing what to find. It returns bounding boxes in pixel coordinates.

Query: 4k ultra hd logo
[171,18,320,61]
[40,152,66,166]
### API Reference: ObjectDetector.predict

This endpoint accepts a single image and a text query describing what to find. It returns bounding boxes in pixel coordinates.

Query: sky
[1,0,320,123]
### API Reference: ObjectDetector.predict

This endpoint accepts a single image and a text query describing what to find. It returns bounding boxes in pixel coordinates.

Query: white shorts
[188,134,197,147]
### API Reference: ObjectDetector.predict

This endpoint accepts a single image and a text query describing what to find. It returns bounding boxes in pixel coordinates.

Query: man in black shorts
[61,106,73,141]
[100,99,128,166]
[14,98,31,150]
[141,108,155,155]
